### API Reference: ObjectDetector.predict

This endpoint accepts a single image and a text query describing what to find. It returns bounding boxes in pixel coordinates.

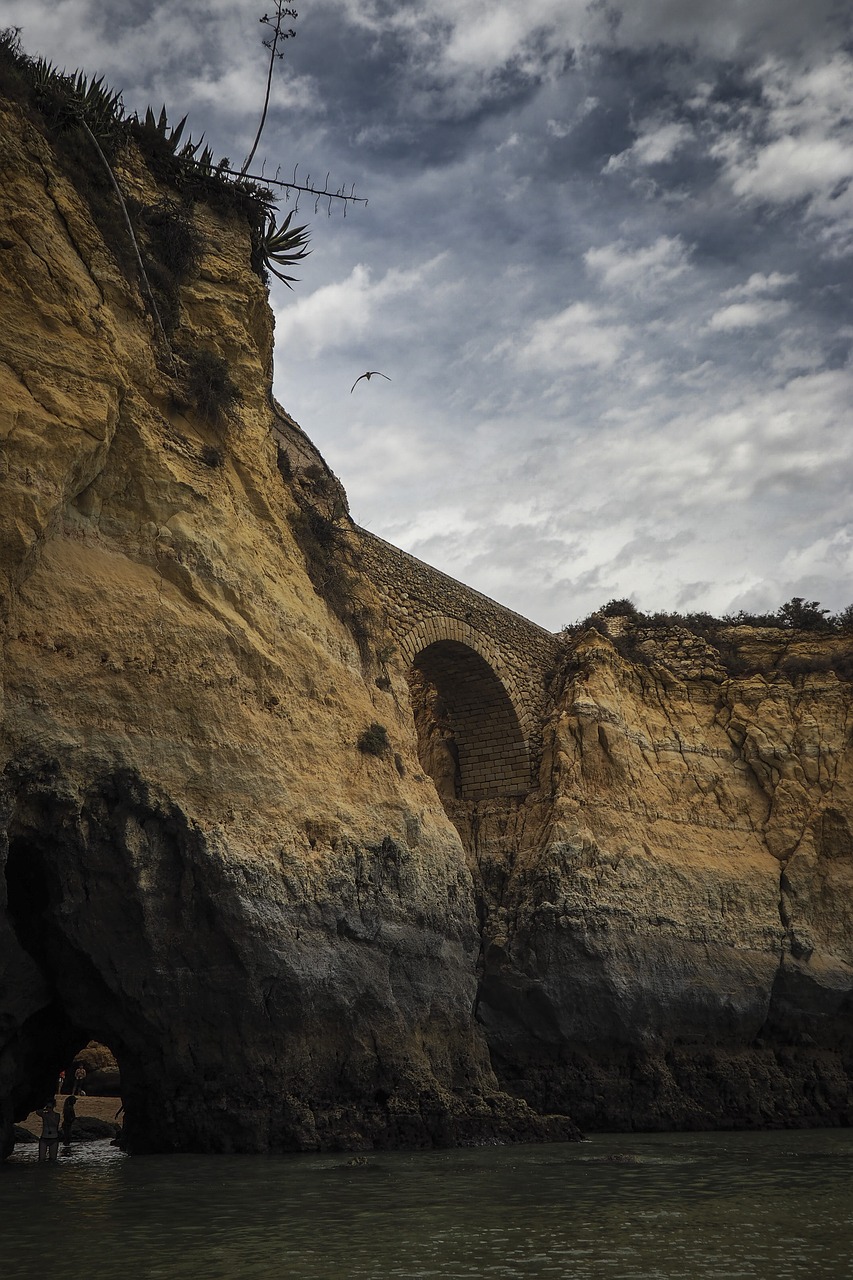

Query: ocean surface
[2,1127,852,1278]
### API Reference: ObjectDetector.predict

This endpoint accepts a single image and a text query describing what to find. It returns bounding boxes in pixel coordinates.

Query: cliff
[468,622,853,1130]
[1,78,852,1158]
[0,89,575,1156]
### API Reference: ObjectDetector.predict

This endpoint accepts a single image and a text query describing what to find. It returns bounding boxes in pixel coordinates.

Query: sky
[7,0,853,630]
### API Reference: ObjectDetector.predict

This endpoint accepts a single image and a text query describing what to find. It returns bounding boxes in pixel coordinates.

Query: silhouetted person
[61,1095,77,1149]
[111,1102,125,1147]
[38,1101,60,1162]
[72,1064,87,1096]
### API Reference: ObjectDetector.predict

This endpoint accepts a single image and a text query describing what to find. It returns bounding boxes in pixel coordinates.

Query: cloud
[547,96,599,138]
[779,528,853,583]
[514,303,630,372]
[708,300,792,330]
[729,135,853,203]
[584,236,692,294]
[709,52,853,250]
[331,0,849,69]
[275,258,445,358]
[599,0,850,58]
[603,120,694,172]
[722,271,798,299]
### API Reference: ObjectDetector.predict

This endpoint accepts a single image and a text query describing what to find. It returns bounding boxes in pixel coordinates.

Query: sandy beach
[19,1096,122,1139]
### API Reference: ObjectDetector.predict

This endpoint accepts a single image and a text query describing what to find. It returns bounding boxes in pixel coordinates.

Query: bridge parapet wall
[356,528,559,781]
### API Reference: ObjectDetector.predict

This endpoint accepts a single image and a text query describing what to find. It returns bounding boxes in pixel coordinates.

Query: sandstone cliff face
[2,89,852,1159]
[0,96,574,1156]
[467,625,853,1130]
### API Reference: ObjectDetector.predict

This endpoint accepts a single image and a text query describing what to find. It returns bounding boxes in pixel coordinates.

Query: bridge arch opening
[407,640,530,801]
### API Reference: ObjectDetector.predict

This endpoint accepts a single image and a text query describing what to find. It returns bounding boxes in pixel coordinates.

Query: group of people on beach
[56,1064,87,1096]
[37,1095,77,1162]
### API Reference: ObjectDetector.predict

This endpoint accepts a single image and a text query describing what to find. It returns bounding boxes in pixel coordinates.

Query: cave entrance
[3,826,127,1155]
[407,640,530,802]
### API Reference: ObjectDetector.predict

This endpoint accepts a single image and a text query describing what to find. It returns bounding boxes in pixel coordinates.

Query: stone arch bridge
[273,410,559,802]
[357,529,559,801]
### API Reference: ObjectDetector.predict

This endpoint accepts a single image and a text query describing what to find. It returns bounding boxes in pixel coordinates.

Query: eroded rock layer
[2,88,852,1158]
[0,95,575,1156]
[462,625,853,1131]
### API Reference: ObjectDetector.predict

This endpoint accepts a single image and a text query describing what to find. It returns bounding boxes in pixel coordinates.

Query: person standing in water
[38,1100,60,1162]
[61,1094,77,1151]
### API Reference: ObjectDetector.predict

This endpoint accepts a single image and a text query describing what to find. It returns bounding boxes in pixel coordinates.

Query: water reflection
[3,1130,853,1278]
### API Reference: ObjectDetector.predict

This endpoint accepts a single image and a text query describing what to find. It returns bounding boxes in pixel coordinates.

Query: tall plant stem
[223,167,367,209]
[241,4,292,177]
[242,51,276,176]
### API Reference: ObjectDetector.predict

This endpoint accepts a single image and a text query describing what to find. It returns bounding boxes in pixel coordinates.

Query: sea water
[2,1128,852,1278]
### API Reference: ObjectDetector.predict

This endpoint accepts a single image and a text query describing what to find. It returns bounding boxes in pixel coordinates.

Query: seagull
[351,371,391,393]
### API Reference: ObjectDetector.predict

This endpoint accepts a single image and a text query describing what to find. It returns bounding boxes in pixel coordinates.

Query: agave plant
[28,60,125,146]
[133,106,211,177]
[258,208,311,287]
[29,55,60,99]
[0,25,22,58]
[136,104,188,150]
[28,58,75,126]
[192,143,217,176]
[70,71,124,141]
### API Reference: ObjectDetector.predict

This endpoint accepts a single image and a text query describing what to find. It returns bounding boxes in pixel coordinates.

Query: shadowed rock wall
[2,84,853,1160]
[461,624,853,1131]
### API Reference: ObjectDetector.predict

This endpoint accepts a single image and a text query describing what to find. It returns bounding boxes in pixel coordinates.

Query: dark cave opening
[3,831,127,1155]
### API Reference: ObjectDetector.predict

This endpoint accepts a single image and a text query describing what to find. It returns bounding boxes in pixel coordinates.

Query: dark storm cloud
[5,0,852,626]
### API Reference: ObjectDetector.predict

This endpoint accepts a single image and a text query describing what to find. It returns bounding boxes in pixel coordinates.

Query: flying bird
[351,371,391,393]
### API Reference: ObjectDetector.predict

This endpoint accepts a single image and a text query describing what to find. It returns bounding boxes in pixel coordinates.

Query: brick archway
[397,616,533,740]
[401,618,532,800]
[355,529,559,792]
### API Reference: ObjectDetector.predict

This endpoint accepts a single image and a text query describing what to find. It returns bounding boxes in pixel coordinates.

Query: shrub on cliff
[776,597,832,631]
[599,598,641,619]
[358,723,390,756]
[568,594,852,638]
[178,348,243,424]
[136,201,201,333]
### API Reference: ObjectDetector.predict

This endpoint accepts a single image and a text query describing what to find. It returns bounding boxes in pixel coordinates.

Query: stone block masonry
[271,415,559,797]
[357,528,559,795]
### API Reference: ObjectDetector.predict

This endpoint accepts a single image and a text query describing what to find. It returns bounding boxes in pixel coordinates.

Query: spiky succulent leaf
[137,105,189,155]
[168,114,187,148]
[30,56,61,98]
[260,209,311,287]
[197,144,216,174]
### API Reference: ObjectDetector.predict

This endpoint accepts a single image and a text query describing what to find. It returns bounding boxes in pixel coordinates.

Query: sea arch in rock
[0,766,250,1156]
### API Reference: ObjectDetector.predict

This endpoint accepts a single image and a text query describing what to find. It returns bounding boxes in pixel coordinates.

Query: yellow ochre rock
[1,86,852,1154]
